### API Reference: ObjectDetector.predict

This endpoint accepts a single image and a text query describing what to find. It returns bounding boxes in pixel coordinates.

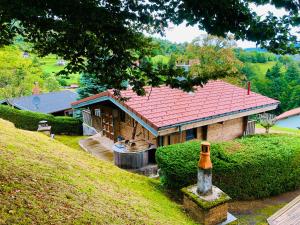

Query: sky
[153,4,298,48]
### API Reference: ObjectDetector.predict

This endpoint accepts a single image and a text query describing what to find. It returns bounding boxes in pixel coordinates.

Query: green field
[248,61,276,81]
[0,119,195,224]
[39,54,80,85]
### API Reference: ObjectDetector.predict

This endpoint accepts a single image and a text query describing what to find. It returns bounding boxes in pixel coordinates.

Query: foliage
[156,134,300,200]
[77,73,108,99]
[0,1,299,95]
[43,74,61,92]
[151,38,187,56]
[0,105,82,135]
[235,49,277,63]
[0,45,44,100]
[177,35,245,85]
[0,119,195,224]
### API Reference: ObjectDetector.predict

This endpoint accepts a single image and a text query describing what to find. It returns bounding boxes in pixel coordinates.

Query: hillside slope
[0,119,194,225]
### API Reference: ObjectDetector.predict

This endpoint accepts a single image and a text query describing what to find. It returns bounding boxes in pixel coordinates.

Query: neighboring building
[72,80,279,147]
[176,59,200,72]
[276,107,300,129]
[0,90,78,116]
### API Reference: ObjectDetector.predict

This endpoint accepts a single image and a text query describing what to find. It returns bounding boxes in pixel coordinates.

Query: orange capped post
[197,141,213,195]
[199,141,212,169]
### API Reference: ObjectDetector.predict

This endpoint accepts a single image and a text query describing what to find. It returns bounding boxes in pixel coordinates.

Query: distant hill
[243,47,300,61]
[0,119,195,225]
[243,48,267,52]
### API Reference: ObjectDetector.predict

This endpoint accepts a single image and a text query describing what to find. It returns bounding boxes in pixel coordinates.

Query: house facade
[276,107,300,129]
[72,80,279,147]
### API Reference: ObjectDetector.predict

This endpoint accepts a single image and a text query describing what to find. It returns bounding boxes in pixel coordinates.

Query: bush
[0,105,82,135]
[156,135,300,200]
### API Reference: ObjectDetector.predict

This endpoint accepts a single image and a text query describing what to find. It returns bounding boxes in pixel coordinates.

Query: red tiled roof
[276,107,300,120]
[72,80,279,129]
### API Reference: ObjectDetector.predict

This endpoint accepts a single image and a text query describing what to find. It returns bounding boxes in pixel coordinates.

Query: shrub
[0,105,82,135]
[156,135,300,200]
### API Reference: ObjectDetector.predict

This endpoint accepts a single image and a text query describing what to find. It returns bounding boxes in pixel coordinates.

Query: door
[101,112,114,140]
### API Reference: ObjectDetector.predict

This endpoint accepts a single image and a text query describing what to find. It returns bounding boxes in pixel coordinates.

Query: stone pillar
[182,141,236,225]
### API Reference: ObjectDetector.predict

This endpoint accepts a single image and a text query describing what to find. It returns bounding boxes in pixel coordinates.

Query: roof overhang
[72,96,159,137]
[158,103,279,136]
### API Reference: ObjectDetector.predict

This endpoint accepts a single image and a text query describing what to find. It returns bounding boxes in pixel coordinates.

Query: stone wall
[160,117,245,146]
[207,117,245,142]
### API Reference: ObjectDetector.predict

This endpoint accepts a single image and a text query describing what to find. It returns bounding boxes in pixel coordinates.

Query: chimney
[182,141,235,224]
[247,81,251,95]
[32,82,40,95]
[197,141,213,195]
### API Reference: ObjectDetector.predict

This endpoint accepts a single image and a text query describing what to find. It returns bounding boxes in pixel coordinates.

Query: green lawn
[0,119,195,224]
[55,135,86,151]
[257,124,300,135]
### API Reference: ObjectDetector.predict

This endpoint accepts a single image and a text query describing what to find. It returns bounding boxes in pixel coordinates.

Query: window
[202,126,208,140]
[95,109,101,117]
[120,111,126,122]
[186,128,197,141]
[159,136,164,146]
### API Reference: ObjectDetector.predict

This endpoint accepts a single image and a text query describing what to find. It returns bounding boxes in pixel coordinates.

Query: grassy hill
[0,119,194,225]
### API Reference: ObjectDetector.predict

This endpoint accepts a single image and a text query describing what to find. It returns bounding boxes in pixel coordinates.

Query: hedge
[0,105,82,135]
[156,134,300,200]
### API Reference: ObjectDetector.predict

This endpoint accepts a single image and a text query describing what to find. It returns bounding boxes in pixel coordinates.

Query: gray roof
[1,90,78,114]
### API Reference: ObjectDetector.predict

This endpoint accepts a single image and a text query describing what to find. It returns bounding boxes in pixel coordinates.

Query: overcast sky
[153,4,299,48]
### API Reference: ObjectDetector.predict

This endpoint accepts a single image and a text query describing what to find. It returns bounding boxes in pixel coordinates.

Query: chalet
[71,80,279,147]
[0,90,78,116]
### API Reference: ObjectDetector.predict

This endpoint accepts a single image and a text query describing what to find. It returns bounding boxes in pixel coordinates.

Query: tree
[43,74,61,92]
[285,62,300,83]
[259,113,276,134]
[0,45,44,101]
[182,35,244,85]
[77,73,108,99]
[0,1,299,95]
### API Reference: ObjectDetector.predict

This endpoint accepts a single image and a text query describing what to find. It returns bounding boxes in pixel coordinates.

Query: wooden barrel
[114,150,149,169]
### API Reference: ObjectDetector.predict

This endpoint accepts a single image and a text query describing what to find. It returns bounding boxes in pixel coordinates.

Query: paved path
[79,133,114,162]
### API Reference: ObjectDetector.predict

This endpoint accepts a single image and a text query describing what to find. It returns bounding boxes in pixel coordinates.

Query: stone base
[182,185,231,225]
[129,164,158,177]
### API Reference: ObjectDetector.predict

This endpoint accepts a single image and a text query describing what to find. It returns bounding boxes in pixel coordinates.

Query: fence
[82,109,92,127]
[244,120,256,136]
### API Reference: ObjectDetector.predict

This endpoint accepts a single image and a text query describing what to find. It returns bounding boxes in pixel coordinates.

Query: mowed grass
[0,119,195,225]
[55,135,86,151]
[257,124,300,135]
